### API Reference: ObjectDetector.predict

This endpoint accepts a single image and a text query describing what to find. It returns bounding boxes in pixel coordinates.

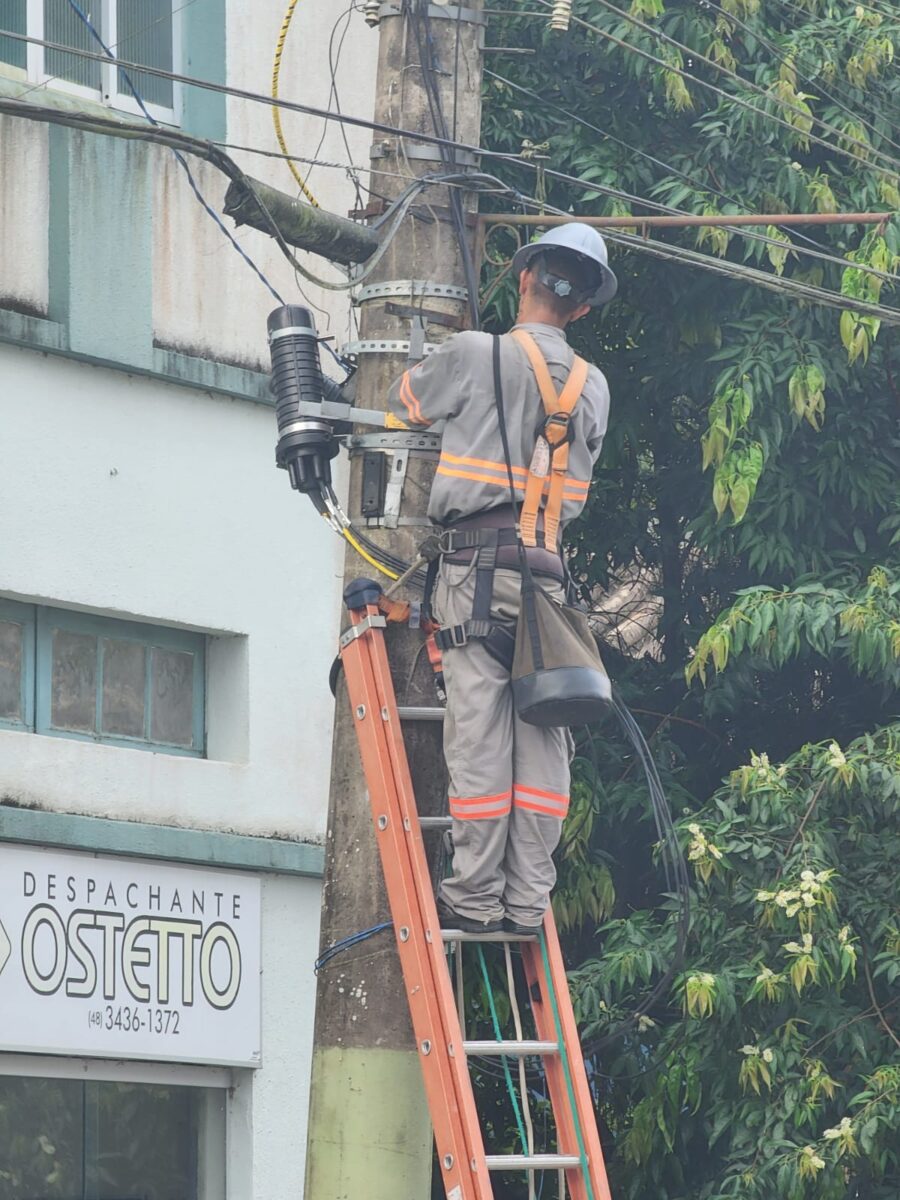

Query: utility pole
[304,5,486,1200]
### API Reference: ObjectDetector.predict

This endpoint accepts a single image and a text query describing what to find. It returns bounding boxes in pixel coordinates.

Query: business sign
[0,843,261,1067]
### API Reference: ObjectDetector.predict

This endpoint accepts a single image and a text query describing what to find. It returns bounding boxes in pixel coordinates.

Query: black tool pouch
[511,580,610,727]
[492,334,611,728]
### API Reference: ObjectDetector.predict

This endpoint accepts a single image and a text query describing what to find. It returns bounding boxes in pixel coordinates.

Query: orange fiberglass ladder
[339,586,614,1200]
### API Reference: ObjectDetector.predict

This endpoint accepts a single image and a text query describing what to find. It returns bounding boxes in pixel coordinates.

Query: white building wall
[0,342,340,843]
[154,0,376,368]
[0,5,380,1198]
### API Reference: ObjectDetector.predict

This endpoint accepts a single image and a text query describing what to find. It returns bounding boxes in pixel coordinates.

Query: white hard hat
[511,222,618,306]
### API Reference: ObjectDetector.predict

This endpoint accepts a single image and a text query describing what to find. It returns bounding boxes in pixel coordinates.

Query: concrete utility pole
[304,5,485,1200]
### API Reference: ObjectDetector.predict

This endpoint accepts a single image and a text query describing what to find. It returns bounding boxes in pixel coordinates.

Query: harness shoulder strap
[508,329,589,547]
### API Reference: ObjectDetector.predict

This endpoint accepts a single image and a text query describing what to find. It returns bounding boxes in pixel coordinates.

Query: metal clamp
[382,448,410,529]
[360,516,436,527]
[343,340,439,357]
[377,3,487,23]
[339,614,388,649]
[355,281,469,305]
[347,431,442,452]
[370,141,480,169]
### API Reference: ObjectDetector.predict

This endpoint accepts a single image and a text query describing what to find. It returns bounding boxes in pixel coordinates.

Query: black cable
[410,2,483,331]
[5,19,899,178]
[64,0,285,305]
[314,922,392,972]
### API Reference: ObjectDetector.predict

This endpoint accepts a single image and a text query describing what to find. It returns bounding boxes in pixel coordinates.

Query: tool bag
[492,334,611,727]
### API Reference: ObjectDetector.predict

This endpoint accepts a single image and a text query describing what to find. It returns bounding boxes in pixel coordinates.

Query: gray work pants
[432,562,572,926]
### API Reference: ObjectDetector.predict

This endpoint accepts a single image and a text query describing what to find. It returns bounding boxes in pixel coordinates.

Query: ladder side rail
[528,913,614,1200]
[359,611,496,1199]
[341,612,493,1200]
[521,938,593,1200]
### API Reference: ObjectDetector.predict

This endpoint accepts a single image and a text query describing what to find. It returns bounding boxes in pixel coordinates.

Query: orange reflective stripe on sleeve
[400,371,429,425]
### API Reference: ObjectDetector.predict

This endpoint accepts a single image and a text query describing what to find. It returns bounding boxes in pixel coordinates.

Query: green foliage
[480,1,900,1195]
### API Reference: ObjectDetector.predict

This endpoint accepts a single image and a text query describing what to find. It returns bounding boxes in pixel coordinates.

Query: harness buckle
[541,410,575,447]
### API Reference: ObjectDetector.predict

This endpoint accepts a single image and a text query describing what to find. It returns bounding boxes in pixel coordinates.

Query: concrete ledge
[0,805,324,877]
[0,307,271,405]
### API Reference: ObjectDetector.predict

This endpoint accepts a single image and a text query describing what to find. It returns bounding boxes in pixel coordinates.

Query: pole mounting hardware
[377,3,487,24]
[369,141,480,169]
[384,302,467,331]
[355,281,469,305]
[347,431,442,452]
[343,339,439,357]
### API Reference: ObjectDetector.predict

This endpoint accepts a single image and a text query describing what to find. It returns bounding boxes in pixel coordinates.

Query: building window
[0,1075,225,1199]
[0,598,205,756]
[0,1,178,123]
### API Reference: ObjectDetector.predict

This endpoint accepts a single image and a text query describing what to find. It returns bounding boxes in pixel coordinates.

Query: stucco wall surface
[153,0,378,368]
[0,342,343,843]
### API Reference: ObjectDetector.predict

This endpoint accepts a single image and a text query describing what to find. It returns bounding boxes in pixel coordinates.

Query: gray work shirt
[387,323,610,530]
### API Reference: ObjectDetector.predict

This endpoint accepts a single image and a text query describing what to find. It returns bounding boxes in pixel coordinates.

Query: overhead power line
[703,0,900,158]
[482,69,892,273]
[515,0,900,179]
[4,84,898,324]
[4,19,895,189]
[61,0,286,306]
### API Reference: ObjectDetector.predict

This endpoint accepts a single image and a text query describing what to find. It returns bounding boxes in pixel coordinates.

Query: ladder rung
[397,706,446,721]
[440,929,539,943]
[464,1040,558,1057]
[485,1154,581,1171]
[418,816,452,829]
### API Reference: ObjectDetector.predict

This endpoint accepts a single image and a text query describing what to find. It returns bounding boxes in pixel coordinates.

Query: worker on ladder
[387,224,617,936]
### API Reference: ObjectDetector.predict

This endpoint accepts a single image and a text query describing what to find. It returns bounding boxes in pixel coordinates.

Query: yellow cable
[340,526,401,581]
[271,0,319,207]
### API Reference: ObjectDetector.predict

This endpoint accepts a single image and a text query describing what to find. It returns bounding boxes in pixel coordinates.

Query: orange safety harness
[429,332,589,668]
[509,329,589,551]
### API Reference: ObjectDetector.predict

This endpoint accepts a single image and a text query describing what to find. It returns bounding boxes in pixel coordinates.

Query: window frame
[0,599,206,756]
[0,595,36,732]
[34,605,206,756]
[11,0,182,126]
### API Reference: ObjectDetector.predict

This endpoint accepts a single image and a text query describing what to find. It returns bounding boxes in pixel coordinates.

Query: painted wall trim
[0,805,324,877]
[0,307,272,405]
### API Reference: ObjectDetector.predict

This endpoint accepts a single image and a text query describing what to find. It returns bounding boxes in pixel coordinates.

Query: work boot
[437,901,503,935]
[502,917,542,937]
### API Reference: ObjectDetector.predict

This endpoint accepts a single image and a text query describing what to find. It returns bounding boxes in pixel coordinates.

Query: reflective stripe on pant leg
[503,692,571,925]
[434,563,513,923]
[449,790,513,820]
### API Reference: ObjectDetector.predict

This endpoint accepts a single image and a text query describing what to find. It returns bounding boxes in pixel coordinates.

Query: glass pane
[101,638,146,738]
[0,619,23,721]
[44,0,102,90]
[0,1078,225,1200]
[116,0,172,109]
[0,1075,85,1199]
[0,1,26,69]
[51,628,97,732]
[150,646,194,746]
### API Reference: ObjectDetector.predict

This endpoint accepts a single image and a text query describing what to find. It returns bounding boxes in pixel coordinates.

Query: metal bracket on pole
[343,339,440,357]
[408,315,427,363]
[347,431,442,452]
[369,141,480,169]
[377,3,487,23]
[381,448,410,528]
[354,281,469,305]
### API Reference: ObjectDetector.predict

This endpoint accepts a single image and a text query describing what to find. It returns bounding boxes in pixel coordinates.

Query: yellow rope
[271,0,319,207]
